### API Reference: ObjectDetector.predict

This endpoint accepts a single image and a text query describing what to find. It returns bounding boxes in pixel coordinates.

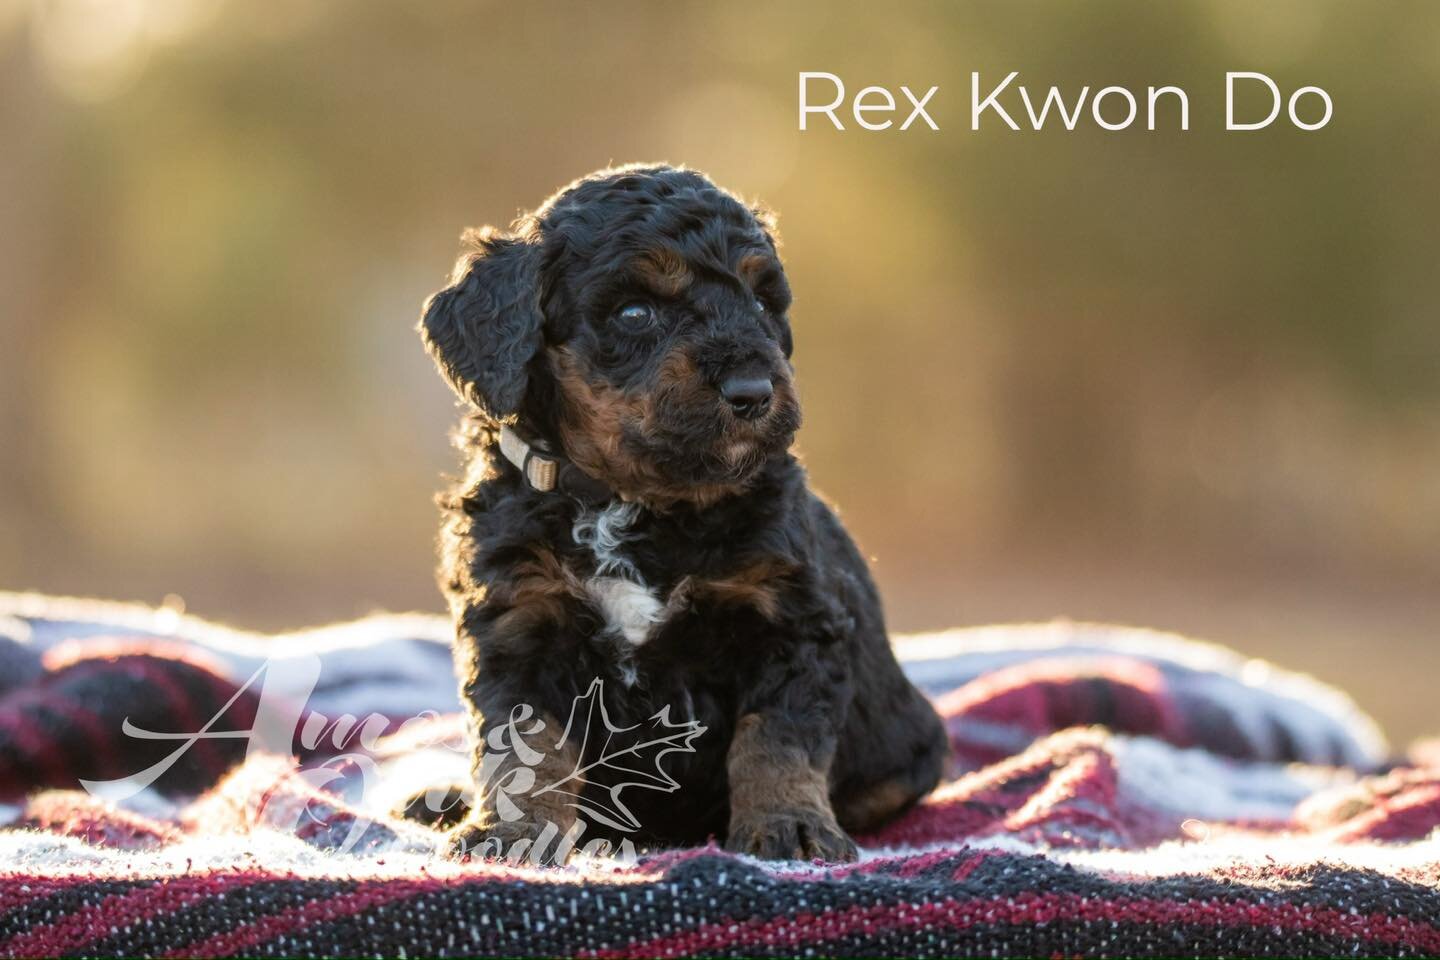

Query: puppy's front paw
[443,816,567,864]
[726,808,859,863]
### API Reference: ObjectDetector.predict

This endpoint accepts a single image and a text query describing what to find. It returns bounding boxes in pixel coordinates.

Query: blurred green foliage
[1,1,1436,735]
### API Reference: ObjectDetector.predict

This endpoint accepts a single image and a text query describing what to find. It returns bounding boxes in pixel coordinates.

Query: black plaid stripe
[70,877,358,958]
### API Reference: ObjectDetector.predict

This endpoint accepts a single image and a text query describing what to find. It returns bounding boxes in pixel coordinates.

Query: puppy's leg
[441,631,587,862]
[834,699,947,832]
[725,712,858,862]
[444,705,584,864]
[832,654,949,833]
[439,538,599,863]
[801,495,947,835]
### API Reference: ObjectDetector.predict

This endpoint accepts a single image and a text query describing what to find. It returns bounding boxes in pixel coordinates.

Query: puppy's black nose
[720,376,773,419]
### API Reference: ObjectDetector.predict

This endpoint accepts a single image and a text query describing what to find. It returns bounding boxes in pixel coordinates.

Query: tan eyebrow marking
[633,248,692,296]
[735,252,775,288]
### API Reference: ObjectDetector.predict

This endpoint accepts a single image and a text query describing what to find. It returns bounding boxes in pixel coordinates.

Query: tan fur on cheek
[549,346,649,483]
[640,350,706,432]
[548,346,749,509]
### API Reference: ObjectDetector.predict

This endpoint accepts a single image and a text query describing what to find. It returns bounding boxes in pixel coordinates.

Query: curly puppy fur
[419,164,947,862]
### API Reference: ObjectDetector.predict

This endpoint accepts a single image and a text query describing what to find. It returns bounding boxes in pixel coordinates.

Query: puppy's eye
[754,296,767,314]
[614,301,656,331]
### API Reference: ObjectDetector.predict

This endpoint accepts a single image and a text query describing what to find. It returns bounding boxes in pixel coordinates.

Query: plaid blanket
[1,591,1437,958]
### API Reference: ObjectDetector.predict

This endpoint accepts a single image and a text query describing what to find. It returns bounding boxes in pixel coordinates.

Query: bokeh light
[1,0,1436,740]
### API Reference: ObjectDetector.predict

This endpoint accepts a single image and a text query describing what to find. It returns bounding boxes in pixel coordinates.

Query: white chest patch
[574,501,665,649]
[586,576,664,646]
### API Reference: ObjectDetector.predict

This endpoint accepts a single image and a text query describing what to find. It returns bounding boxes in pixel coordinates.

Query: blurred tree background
[1,1,1437,739]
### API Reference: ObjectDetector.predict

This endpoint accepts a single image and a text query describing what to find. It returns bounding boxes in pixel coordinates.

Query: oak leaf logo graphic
[532,678,706,832]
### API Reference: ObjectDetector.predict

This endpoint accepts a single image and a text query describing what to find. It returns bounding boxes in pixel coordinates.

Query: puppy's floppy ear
[419,226,543,418]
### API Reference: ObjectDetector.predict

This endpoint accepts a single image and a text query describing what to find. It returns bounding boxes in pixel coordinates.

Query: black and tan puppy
[419,164,946,862]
